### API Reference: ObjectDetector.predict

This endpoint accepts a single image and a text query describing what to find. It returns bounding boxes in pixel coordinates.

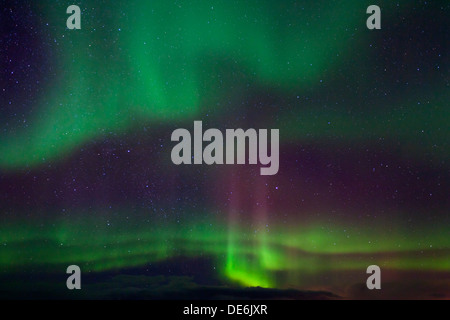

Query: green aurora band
[1,213,449,288]
[2,1,447,169]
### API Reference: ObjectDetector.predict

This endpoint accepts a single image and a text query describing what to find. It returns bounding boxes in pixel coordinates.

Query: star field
[0,0,449,299]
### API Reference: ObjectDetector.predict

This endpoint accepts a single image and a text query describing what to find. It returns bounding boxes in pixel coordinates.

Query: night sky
[0,0,449,299]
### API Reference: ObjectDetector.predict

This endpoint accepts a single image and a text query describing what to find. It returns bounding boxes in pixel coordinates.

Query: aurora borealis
[1,0,449,299]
